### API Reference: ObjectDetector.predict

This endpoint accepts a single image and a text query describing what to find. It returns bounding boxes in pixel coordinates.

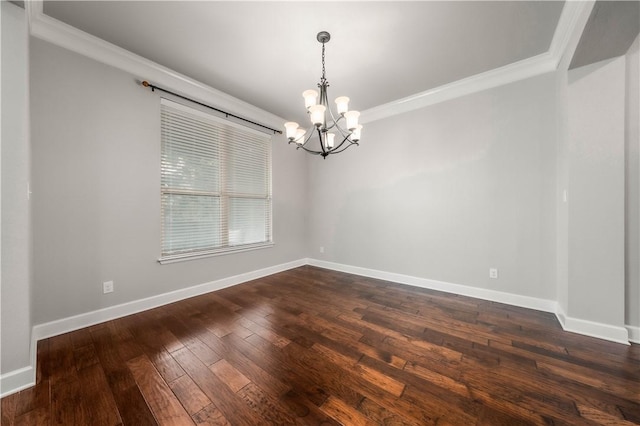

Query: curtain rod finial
[142,80,150,87]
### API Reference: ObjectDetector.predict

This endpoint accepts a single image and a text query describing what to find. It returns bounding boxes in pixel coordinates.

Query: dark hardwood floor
[2,266,639,425]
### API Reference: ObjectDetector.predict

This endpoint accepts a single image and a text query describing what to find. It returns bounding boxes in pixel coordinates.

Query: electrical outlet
[103,280,114,294]
[319,246,325,254]
[489,268,498,279]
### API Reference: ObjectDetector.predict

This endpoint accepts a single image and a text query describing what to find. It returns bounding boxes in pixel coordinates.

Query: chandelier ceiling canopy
[284,31,362,159]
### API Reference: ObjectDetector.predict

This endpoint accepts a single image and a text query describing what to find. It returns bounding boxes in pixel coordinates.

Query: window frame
[158,98,273,264]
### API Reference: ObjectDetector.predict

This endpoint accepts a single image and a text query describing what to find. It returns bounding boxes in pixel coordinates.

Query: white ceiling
[43,1,565,123]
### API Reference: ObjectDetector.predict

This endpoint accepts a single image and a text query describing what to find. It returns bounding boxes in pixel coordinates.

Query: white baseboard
[626,325,640,344]
[310,259,633,346]
[307,258,557,313]
[0,366,35,398]
[32,258,307,342]
[3,257,634,397]
[555,303,567,329]
[555,302,630,345]
[562,316,630,345]
[0,258,306,398]
[554,303,567,330]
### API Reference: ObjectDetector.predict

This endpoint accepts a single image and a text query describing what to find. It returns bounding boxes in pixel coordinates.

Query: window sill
[158,242,274,264]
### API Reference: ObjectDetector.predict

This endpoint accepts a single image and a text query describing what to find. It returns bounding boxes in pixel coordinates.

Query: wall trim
[3,257,635,396]
[360,52,556,124]
[0,258,305,398]
[310,259,634,346]
[555,303,630,345]
[307,258,558,314]
[0,367,35,399]
[555,303,568,329]
[547,0,594,67]
[625,325,640,344]
[32,258,307,342]
[25,1,284,133]
[562,316,630,346]
[360,1,593,124]
[26,1,593,127]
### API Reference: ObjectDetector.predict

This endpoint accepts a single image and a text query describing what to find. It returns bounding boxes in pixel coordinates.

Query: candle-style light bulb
[351,125,362,142]
[284,122,299,140]
[294,128,306,144]
[335,96,350,115]
[344,111,360,131]
[303,90,318,109]
[309,105,326,126]
[326,133,335,149]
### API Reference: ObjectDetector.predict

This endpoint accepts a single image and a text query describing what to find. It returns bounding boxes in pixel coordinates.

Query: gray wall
[1,1,33,375]
[30,38,308,325]
[626,35,640,329]
[10,10,639,386]
[308,73,558,301]
[567,56,626,328]
[555,65,570,317]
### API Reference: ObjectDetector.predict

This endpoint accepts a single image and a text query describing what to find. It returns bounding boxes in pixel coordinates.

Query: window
[159,98,272,263]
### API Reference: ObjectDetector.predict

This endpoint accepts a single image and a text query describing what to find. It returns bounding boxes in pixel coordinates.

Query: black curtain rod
[141,81,282,135]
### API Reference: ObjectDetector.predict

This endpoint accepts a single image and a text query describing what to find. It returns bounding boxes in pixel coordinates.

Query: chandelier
[284,31,362,159]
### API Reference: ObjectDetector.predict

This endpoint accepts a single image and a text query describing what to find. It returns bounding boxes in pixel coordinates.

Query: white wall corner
[561,316,630,345]
[555,303,568,329]
[555,307,630,345]
[555,1,596,71]
[24,0,43,32]
[548,1,596,68]
[626,325,640,344]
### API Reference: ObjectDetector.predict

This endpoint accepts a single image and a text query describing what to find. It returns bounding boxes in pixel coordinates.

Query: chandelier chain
[321,42,327,85]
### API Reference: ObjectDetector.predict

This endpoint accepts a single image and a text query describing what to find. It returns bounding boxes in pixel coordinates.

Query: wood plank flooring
[2,265,639,425]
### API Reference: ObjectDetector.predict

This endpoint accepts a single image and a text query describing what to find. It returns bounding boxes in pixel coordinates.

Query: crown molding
[360,52,556,124]
[548,0,595,68]
[26,2,596,127]
[26,2,285,132]
[361,0,595,124]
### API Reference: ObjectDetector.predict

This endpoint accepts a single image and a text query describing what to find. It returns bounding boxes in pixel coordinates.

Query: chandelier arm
[333,121,352,139]
[325,107,345,132]
[324,101,352,141]
[324,138,347,153]
[317,127,328,155]
[326,134,352,154]
[329,141,359,155]
[297,145,324,155]
[326,97,339,120]
[288,124,319,150]
[297,126,315,148]
[322,82,349,136]
[324,121,340,132]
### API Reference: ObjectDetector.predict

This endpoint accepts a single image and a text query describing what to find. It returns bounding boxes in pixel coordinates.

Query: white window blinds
[160,98,272,262]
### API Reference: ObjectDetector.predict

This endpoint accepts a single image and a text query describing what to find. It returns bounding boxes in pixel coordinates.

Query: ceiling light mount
[316,31,330,44]
[284,31,362,159]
